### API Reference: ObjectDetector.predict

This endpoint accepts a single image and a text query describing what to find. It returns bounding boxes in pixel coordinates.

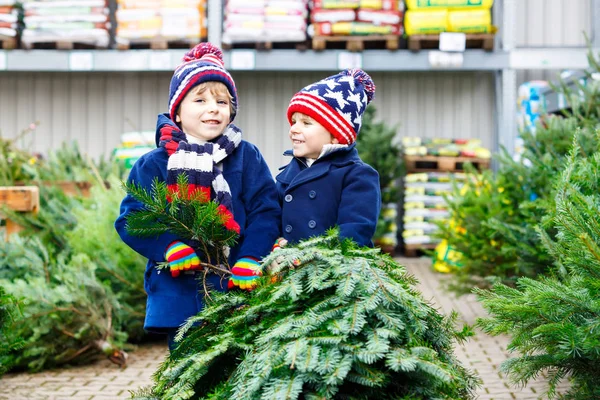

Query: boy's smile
[289,112,338,160]
[177,86,231,141]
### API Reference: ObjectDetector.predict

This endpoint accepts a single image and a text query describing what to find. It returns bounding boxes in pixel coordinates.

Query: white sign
[69,52,93,71]
[149,51,171,71]
[0,52,6,70]
[439,32,467,52]
[338,51,362,69]
[428,51,464,69]
[230,50,255,70]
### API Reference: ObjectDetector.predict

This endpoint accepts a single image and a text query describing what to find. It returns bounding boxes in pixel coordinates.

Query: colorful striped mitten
[271,237,288,252]
[165,241,201,278]
[230,257,262,290]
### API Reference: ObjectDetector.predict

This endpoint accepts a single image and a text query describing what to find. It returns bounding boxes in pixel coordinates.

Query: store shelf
[1,47,597,72]
[0,49,510,72]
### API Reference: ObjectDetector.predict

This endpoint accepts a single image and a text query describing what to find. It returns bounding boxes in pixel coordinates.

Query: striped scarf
[158,121,242,234]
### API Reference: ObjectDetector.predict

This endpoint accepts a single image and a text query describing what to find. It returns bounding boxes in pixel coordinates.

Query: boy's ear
[176,114,181,123]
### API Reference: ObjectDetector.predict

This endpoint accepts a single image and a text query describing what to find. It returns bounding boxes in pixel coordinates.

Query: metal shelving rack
[0,0,599,153]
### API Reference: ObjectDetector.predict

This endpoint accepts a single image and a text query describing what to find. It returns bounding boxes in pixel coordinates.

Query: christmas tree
[0,285,22,376]
[0,244,127,371]
[355,105,403,251]
[124,174,238,277]
[131,231,479,400]
[437,53,600,293]
[476,140,600,399]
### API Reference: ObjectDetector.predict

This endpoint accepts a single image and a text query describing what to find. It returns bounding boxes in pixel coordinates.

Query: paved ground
[0,257,567,399]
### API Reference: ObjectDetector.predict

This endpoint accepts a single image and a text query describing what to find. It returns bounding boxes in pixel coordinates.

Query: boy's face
[176,85,231,141]
[289,112,338,159]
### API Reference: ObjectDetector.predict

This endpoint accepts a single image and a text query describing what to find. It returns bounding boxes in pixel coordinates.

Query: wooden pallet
[0,186,40,241]
[404,155,490,173]
[222,40,309,51]
[0,36,16,50]
[312,35,399,52]
[21,40,108,50]
[404,242,437,257]
[116,37,200,50]
[408,33,495,52]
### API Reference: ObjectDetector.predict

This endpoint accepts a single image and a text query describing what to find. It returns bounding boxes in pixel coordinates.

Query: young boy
[114,43,280,350]
[276,68,381,247]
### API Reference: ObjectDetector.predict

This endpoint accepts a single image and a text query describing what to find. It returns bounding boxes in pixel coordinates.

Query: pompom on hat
[168,43,238,122]
[287,68,375,145]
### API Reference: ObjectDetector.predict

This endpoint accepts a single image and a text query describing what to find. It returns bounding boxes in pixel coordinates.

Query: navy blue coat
[115,114,281,330]
[276,144,380,247]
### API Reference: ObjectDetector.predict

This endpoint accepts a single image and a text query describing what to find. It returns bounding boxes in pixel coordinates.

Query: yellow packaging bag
[406,0,493,9]
[404,9,448,35]
[433,239,464,273]
[448,9,493,33]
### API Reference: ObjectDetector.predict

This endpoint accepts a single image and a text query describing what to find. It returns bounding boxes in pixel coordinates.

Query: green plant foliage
[66,176,148,342]
[132,231,479,400]
[0,285,23,376]
[438,91,600,294]
[124,174,238,269]
[0,253,127,371]
[476,142,600,399]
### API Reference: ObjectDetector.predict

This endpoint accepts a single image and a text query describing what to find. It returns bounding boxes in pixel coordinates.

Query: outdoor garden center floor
[0,257,568,400]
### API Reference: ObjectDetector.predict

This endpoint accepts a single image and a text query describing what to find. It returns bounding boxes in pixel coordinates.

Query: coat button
[308,220,316,229]
[285,225,293,233]
[284,194,293,203]
[309,190,316,199]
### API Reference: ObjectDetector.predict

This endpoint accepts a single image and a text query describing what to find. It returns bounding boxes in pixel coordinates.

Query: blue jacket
[115,114,281,330]
[276,144,380,247]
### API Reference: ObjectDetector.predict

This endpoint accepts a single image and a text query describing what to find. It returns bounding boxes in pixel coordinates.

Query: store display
[309,0,403,38]
[115,0,206,44]
[0,1,17,40]
[21,0,110,48]
[222,0,308,44]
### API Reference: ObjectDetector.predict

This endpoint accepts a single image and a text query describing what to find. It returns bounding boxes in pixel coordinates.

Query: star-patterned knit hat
[168,42,238,123]
[287,68,375,145]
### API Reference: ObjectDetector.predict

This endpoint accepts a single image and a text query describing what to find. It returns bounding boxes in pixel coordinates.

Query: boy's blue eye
[218,100,228,105]
[195,98,205,103]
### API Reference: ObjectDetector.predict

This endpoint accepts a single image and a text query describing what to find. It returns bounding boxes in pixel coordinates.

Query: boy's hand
[230,257,262,290]
[165,241,202,278]
[272,237,288,251]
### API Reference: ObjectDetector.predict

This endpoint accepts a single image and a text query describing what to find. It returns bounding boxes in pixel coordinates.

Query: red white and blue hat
[168,43,237,122]
[287,68,376,145]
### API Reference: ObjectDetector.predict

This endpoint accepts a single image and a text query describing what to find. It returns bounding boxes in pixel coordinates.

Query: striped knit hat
[169,43,237,122]
[287,68,375,145]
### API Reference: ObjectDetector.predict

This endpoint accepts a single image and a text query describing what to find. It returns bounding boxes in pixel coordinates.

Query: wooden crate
[408,33,495,52]
[312,35,399,52]
[0,36,16,50]
[404,155,490,173]
[0,186,40,241]
[54,181,92,198]
[404,242,437,257]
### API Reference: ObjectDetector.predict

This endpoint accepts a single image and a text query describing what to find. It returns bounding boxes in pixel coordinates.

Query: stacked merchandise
[402,137,490,250]
[115,0,206,45]
[403,172,460,247]
[112,131,155,171]
[21,0,110,48]
[514,80,549,161]
[403,137,491,158]
[222,0,308,45]
[309,0,403,37]
[404,0,494,36]
[0,1,17,44]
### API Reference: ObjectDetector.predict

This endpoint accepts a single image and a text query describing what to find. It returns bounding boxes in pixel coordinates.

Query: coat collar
[277,143,361,190]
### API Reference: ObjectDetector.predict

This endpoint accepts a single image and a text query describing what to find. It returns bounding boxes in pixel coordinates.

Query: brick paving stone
[0,257,573,399]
